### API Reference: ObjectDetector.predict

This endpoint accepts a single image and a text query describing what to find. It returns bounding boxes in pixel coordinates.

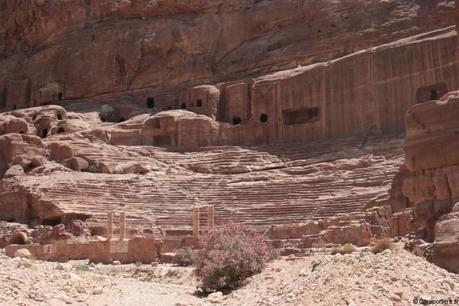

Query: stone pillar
[207,206,215,229]
[456,0,459,60]
[193,207,200,237]
[456,0,459,31]
[119,211,126,241]
[107,211,113,240]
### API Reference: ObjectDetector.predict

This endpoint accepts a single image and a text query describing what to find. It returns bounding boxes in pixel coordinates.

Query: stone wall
[5,237,159,264]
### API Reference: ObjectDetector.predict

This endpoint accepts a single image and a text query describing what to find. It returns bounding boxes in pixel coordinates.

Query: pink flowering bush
[194,223,276,292]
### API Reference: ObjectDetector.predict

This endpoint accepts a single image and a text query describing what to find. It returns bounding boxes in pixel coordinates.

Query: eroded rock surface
[390,91,459,272]
[0,0,456,106]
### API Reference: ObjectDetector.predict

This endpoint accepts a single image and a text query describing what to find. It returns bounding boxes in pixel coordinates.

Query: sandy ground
[1,247,458,306]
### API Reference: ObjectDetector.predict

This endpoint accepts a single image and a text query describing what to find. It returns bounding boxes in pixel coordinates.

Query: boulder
[14,248,32,259]
[47,143,74,162]
[4,165,24,178]
[0,115,29,135]
[207,292,224,304]
[113,162,149,174]
[63,157,89,171]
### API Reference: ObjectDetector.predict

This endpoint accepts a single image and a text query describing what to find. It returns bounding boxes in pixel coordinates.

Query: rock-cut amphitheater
[1,0,459,273]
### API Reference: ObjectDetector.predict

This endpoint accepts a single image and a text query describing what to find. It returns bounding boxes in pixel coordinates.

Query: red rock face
[0,0,456,106]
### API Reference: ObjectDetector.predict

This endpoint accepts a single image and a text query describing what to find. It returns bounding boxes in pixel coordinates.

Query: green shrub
[75,264,89,272]
[99,104,121,122]
[87,165,98,173]
[174,248,193,267]
[194,223,275,293]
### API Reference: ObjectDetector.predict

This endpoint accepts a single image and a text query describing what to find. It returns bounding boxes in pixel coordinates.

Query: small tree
[99,104,121,122]
[194,223,274,293]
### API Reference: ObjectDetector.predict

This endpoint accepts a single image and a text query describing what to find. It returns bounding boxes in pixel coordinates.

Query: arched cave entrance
[197,99,203,107]
[9,232,27,245]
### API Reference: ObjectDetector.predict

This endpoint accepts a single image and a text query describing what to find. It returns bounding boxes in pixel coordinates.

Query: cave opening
[283,107,320,125]
[260,113,268,123]
[153,135,172,146]
[181,103,187,109]
[9,233,26,245]
[416,83,447,103]
[42,128,48,138]
[197,99,202,107]
[57,127,65,134]
[58,93,63,101]
[147,97,155,108]
[42,216,62,226]
[232,117,242,125]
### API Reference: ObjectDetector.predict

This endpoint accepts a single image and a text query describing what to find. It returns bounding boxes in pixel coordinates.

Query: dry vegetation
[371,238,395,254]
[330,243,356,255]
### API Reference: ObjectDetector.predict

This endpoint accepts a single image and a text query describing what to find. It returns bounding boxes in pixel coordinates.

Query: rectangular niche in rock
[153,135,172,146]
[282,107,320,125]
[416,83,447,103]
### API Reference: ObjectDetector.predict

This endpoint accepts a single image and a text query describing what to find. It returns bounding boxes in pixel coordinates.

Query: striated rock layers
[0,104,404,247]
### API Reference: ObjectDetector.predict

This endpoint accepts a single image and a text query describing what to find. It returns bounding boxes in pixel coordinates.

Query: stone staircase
[10,134,404,249]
